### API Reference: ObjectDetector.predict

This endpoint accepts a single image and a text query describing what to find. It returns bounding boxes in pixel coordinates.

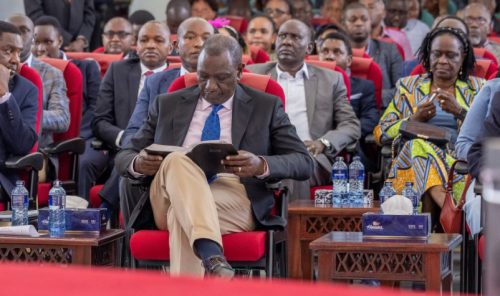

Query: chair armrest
[474,179,483,195]
[455,161,469,175]
[381,145,392,158]
[5,152,44,171]
[91,139,110,151]
[365,134,375,144]
[344,141,357,154]
[42,137,86,155]
[266,179,282,191]
[129,176,153,188]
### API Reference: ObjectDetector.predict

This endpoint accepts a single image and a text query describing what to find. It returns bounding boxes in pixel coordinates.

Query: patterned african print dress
[374,73,484,201]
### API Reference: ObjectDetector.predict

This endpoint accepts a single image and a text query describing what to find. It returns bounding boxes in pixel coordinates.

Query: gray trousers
[119,176,145,227]
[286,154,331,202]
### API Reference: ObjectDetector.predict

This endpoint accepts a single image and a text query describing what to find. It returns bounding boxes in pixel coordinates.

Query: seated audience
[264,0,294,30]
[247,19,360,201]
[385,0,430,57]
[166,0,191,34]
[292,0,315,28]
[120,17,215,224]
[246,16,278,60]
[320,0,345,24]
[344,3,403,108]
[218,25,250,55]
[462,3,500,63]
[28,16,102,201]
[129,10,155,47]
[190,0,218,21]
[101,17,137,59]
[469,0,500,36]
[0,21,38,195]
[409,0,435,27]
[225,0,263,21]
[115,34,313,277]
[91,21,172,220]
[312,23,345,54]
[374,27,484,226]
[360,0,413,61]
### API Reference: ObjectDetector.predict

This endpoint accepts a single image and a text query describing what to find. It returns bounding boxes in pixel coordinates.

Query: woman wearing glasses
[264,0,293,30]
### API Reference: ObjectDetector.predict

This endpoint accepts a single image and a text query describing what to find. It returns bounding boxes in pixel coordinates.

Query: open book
[145,140,238,178]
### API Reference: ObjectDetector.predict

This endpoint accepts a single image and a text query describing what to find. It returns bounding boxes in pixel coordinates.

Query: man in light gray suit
[247,19,361,201]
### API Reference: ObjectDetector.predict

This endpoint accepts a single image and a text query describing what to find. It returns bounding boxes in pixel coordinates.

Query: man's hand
[222,150,265,178]
[0,64,11,97]
[65,39,86,52]
[435,89,461,116]
[304,140,325,157]
[133,150,163,176]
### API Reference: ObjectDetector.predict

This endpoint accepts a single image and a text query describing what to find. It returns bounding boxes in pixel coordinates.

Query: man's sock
[99,199,114,222]
[194,238,223,261]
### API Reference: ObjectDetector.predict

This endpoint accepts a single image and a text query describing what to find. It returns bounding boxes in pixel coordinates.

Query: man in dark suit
[343,2,402,109]
[24,0,95,52]
[247,20,360,201]
[26,15,103,201]
[0,22,38,196]
[92,21,172,219]
[115,34,313,277]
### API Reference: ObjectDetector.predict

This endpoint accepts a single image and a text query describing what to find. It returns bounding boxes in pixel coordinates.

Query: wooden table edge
[0,229,125,247]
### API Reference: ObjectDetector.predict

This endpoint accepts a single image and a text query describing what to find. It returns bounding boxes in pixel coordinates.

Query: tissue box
[38,208,107,234]
[362,212,431,239]
[314,189,374,204]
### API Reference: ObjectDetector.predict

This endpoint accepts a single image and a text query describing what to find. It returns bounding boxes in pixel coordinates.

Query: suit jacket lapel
[232,85,254,149]
[128,61,141,117]
[174,88,199,146]
[304,65,318,128]
[270,65,278,81]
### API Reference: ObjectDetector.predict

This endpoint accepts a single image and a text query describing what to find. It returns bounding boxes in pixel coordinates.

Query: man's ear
[346,54,353,67]
[173,40,179,52]
[237,63,245,80]
[58,35,64,48]
[306,41,314,55]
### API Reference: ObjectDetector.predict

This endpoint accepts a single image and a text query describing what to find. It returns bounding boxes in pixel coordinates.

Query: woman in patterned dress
[374,26,484,217]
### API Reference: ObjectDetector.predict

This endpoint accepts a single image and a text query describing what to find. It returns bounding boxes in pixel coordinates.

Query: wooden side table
[0,229,124,267]
[310,232,462,293]
[288,200,379,280]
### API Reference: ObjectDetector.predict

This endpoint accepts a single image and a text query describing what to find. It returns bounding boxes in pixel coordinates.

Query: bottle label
[349,170,364,180]
[405,195,419,207]
[49,194,66,207]
[332,170,347,179]
[11,194,27,207]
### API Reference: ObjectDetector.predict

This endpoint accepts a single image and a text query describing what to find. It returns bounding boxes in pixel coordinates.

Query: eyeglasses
[264,8,289,16]
[294,9,312,16]
[103,31,132,39]
[464,17,488,25]
[387,9,408,17]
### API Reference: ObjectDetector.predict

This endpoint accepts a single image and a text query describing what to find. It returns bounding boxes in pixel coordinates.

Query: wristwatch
[457,107,467,121]
[319,138,332,151]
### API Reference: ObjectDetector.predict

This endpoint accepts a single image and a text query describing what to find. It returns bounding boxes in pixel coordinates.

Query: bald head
[177,17,214,37]
[463,2,491,18]
[176,17,215,73]
[166,0,191,34]
[136,21,172,69]
[276,20,314,70]
[6,14,34,62]
[463,3,491,47]
[280,19,312,41]
[102,17,134,55]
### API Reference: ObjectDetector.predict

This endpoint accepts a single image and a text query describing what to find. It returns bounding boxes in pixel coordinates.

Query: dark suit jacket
[25,0,96,47]
[367,39,403,109]
[115,84,314,228]
[398,57,421,80]
[349,77,379,138]
[0,75,39,194]
[70,59,101,140]
[92,58,141,150]
[122,68,181,147]
[467,91,500,179]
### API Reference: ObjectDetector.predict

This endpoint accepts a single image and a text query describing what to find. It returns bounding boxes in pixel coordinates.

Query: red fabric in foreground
[0,263,442,296]
[131,230,267,261]
[479,235,485,261]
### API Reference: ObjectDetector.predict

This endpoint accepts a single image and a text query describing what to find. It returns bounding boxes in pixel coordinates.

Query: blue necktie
[201,105,223,141]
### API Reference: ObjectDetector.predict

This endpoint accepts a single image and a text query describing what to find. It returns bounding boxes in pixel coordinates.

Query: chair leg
[460,212,468,293]
[266,230,274,278]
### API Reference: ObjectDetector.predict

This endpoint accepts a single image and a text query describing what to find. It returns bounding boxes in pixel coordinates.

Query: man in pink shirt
[115,35,313,278]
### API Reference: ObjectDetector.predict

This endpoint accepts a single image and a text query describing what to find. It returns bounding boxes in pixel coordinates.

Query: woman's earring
[460,68,463,75]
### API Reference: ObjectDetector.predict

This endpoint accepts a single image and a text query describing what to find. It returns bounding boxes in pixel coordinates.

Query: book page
[0,225,41,237]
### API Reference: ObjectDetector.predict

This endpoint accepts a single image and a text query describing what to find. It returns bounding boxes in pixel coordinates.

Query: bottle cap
[53,180,62,187]
[384,181,393,186]
[335,156,344,162]
[353,156,361,161]
[15,180,25,186]
[405,182,414,187]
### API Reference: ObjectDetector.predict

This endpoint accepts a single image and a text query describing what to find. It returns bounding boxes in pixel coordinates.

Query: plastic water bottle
[332,156,348,204]
[49,180,66,237]
[349,156,365,204]
[402,182,419,215]
[11,181,29,226]
[379,181,397,214]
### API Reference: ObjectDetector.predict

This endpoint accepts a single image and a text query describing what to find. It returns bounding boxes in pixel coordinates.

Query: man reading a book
[115,34,313,278]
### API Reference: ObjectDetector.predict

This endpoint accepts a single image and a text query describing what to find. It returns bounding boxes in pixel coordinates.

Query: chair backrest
[167,56,181,63]
[378,37,405,60]
[225,16,248,34]
[488,71,498,80]
[167,72,286,108]
[66,52,122,78]
[473,47,498,65]
[38,58,83,181]
[302,60,351,99]
[350,56,383,110]
[18,64,43,152]
[171,34,177,41]
[487,36,500,43]
[249,46,270,64]
[242,55,255,65]
[310,18,332,26]
[92,46,105,53]
[409,60,498,79]
[351,48,371,58]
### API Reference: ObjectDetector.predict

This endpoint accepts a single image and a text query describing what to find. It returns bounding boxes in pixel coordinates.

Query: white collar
[60,51,68,60]
[180,65,189,76]
[275,62,309,79]
[140,62,167,75]
[200,95,234,111]
[24,53,33,67]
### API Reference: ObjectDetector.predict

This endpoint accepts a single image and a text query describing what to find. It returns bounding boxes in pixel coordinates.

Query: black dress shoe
[201,255,235,279]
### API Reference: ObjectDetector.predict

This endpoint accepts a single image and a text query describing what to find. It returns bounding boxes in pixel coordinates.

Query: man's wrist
[318,138,331,152]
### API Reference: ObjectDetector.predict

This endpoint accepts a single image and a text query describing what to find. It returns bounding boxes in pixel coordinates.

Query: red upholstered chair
[37,58,85,206]
[66,52,122,78]
[249,46,270,64]
[92,46,105,53]
[378,37,405,60]
[488,71,498,80]
[350,56,383,110]
[167,56,181,63]
[487,36,500,43]
[171,34,177,41]
[242,55,255,65]
[310,18,332,26]
[225,16,248,34]
[352,48,371,58]
[302,60,351,100]
[129,73,289,277]
[473,48,498,65]
[410,60,498,79]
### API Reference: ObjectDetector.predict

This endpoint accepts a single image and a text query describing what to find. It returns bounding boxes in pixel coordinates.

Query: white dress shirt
[24,53,34,67]
[180,65,189,76]
[276,63,312,141]
[138,62,167,97]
